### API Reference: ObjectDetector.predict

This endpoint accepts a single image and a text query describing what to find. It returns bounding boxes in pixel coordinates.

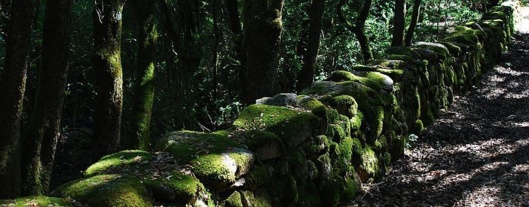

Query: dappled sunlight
[515,6,529,34]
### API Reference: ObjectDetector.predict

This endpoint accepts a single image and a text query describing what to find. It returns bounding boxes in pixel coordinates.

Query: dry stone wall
[2,3,514,207]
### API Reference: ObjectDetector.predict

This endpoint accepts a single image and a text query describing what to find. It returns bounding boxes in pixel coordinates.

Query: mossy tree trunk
[0,0,34,199]
[21,0,73,195]
[127,0,158,150]
[297,0,325,92]
[391,0,406,47]
[225,0,247,97]
[92,0,125,161]
[405,0,421,46]
[337,0,373,63]
[242,0,284,104]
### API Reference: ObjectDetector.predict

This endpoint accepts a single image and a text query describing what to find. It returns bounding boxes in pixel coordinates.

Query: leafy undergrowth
[349,30,529,206]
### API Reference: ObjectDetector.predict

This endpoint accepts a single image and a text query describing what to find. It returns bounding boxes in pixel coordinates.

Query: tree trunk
[0,0,34,199]
[297,0,325,91]
[337,0,373,63]
[176,0,201,98]
[391,0,406,47]
[92,0,125,161]
[225,0,247,97]
[21,0,73,195]
[405,0,421,46]
[242,0,284,103]
[128,0,158,150]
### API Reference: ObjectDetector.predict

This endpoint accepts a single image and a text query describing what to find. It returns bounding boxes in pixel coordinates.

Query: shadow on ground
[354,32,529,207]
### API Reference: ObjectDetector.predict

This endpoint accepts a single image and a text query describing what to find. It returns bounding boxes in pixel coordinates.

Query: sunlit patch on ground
[357,5,529,206]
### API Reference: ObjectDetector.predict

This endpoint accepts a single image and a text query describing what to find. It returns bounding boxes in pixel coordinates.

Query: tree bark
[225,0,247,97]
[242,0,284,103]
[128,0,158,150]
[92,0,125,161]
[405,0,421,46]
[297,0,325,91]
[337,0,373,63]
[21,0,73,195]
[0,0,34,199]
[391,0,406,47]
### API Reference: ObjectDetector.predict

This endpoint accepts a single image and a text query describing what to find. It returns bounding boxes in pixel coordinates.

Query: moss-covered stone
[374,135,388,152]
[357,147,379,181]
[296,183,321,207]
[85,150,153,176]
[144,172,206,204]
[303,135,331,157]
[0,196,78,207]
[224,191,244,207]
[51,174,152,207]
[240,130,285,161]
[240,189,273,207]
[267,175,298,206]
[329,95,358,118]
[155,130,244,164]
[327,70,394,92]
[244,165,270,190]
[191,148,255,187]
[234,104,319,148]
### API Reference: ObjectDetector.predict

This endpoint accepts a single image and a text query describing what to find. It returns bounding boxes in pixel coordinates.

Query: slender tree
[297,0,325,91]
[127,0,158,150]
[242,0,284,103]
[176,0,201,98]
[21,0,73,195]
[391,0,406,47]
[405,0,422,46]
[337,0,373,63]
[225,0,247,97]
[92,0,126,160]
[0,0,34,199]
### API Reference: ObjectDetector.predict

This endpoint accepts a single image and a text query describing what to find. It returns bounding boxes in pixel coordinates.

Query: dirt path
[354,8,529,207]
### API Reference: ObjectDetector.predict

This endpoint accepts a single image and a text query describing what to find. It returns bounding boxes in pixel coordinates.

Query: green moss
[327,70,393,92]
[299,98,325,111]
[360,146,379,177]
[85,150,153,176]
[351,111,363,131]
[374,135,388,152]
[192,148,254,184]
[0,196,77,207]
[234,105,319,148]
[155,131,243,164]
[225,191,244,207]
[382,152,392,173]
[413,119,425,132]
[444,26,484,47]
[328,70,356,82]
[303,135,330,156]
[327,124,346,142]
[240,130,285,161]
[267,175,298,205]
[245,165,270,190]
[51,174,152,207]
[329,95,358,118]
[144,172,205,204]
[336,137,354,169]
[240,189,273,207]
[341,170,361,202]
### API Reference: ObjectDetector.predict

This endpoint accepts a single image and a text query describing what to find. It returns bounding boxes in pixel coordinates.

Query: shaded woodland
[0,0,502,198]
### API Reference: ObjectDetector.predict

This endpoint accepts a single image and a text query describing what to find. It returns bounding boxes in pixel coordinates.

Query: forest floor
[354,6,529,207]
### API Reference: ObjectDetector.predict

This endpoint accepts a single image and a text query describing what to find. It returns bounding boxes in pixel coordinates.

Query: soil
[352,7,529,207]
